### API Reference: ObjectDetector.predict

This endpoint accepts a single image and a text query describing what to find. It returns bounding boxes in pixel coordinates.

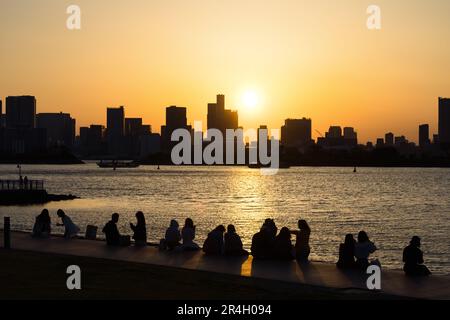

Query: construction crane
[315,130,324,138]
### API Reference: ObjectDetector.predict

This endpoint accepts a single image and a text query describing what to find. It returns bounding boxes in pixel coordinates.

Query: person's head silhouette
[112,213,119,223]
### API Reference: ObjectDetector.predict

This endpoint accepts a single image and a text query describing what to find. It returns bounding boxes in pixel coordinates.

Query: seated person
[203,225,225,255]
[336,234,357,269]
[130,211,147,246]
[291,219,311,262]
[274,227,294,260]
[32,209,51,238]
[56,209,80,239]
[165,220,181,250]
[224,225,249,256]
[181,218,200,251]
[354,231,377,270]
[102,213,121,246]
[251,226,275,259]
[403,236,431,277]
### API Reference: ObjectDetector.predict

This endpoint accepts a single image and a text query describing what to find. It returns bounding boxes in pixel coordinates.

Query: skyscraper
[107,106,125,155]
[438,97,450,145]
[207,94,239,135]
[281,118,312,148]
[385,132,394,146]
[5,95,36,129]
[419,124,430,148]
[37,112,76,147]
[162,106,188,151]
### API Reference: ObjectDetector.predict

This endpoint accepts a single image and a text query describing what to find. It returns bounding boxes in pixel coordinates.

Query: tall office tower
[37,112,76,147]
[162,106,187,150]
[5,95,36,129]
[438,97,450,144]
[125,118,143,137]
[107,106,125,155]
[207,94,239,135]
[326,126,342,139]
[281,118,312,148]
[419,124,430,148]
[385,132,394,146]
[343,127,358,146]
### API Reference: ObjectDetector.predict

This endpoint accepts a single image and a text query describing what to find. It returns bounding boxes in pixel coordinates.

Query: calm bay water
[1,163,449,274]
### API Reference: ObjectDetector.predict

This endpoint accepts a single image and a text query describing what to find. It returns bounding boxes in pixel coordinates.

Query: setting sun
[242,91,260,110]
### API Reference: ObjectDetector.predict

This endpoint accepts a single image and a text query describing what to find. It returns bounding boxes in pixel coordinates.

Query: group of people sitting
[32,209,80,239]
[250,219,311,261]
[31,210,432,277]
[336,232,431,276]
[163,219,249,256]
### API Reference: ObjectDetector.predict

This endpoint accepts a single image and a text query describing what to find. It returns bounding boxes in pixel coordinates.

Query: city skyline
[2,0,450,143]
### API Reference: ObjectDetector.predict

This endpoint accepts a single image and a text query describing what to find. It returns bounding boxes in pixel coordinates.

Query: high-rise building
[376,138,384,148]
[107,106,125,155]
[317,126,357,148]
[343,127,357,140]
[385,132,394,146]
[281,118,312,148]
[438,97,450,144]
[162,106,188,151]
[207,94,239,135]
[419,124,430,148]
[125,118,143,137]
[5,95,36,129]
[37,112,76,147]
[326,126,342,139]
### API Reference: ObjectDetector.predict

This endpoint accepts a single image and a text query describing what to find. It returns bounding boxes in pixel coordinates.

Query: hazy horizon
[1,0,450,143]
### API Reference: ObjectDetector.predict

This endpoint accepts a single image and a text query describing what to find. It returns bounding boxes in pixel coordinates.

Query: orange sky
[1,0,450,143]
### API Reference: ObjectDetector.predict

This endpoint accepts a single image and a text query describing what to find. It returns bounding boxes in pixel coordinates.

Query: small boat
[248,163,291,169]
[96,160,140,169]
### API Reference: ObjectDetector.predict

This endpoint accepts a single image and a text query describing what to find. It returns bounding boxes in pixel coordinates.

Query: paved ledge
[1,231,449,299]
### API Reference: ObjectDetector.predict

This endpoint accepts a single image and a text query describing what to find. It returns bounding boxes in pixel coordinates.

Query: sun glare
[242,90,260,110]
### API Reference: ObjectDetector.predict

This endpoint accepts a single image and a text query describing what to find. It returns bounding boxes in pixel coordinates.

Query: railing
[0,179,44,191]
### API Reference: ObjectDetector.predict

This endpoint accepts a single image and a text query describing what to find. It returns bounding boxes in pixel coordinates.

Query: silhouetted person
[251,225,275,259]
[274,227,294,260]
[32,209,51,238]
[56,209,80,239]
[291,219,311,262]
[403,236,431,277]
[203,225,225,255]
[336,234,357,269]
[130,211,147,246]
[165,220,181,250]
[23,176,28,190]
[354,231,377,270]
[263,218,278,239]
[181,218,200,251]
[103,213,121,246]
[224,224,248,257]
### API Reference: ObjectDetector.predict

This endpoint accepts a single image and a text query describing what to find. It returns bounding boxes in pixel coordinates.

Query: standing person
[336,234,357,269]
[165,220,181,250]
[403,236,431,277]
[354,231,377,270]
[56,209,80,239]
[130,211,147,246]
[224,224,248,256]
[291,219,311,262]
[23,176,28,190]
[32,209,51,238]
[274,227,295,260]
[203,225,226,255]
[181,218,200,251]
[103,213,121,246]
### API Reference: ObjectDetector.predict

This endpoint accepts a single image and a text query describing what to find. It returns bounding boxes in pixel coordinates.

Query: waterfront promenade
[1,231,449,299]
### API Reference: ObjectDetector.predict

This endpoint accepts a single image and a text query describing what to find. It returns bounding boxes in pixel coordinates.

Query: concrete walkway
[2,231,449,299]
